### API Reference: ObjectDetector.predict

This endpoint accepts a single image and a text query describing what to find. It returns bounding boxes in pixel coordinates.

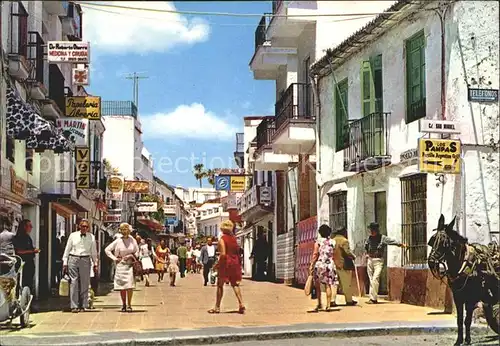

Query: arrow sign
[423,161,443,166]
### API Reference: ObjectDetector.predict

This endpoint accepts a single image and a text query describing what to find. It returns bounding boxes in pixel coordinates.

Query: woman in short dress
[208,220,245,314]
[308,224,338,312]
[139,239,155,287]
[105,223,139,312]
[155,239,169,282]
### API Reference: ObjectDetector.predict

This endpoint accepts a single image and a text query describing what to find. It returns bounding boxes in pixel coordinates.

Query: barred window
[329,191,347,231]
[401,174,427,265]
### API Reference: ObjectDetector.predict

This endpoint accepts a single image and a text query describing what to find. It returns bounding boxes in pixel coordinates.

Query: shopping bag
[304,275,313,296]
[59,275,70,297]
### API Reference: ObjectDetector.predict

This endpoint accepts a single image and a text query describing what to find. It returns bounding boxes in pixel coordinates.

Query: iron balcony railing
[27,31,44,84]
[344,112,390,171]
[254,14,271,51]
[237,184,273,215]
[256,117,276,151]
[102,101,138,117]
[235,132,244,153]
[48,64,66,112]
[275,83,314,132]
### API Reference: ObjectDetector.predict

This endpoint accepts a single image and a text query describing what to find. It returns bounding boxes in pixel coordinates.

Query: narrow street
[1,274,455,336]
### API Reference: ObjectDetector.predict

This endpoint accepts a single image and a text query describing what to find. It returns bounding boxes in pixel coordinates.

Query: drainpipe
[310,74,321,214]
[435,3,450,121]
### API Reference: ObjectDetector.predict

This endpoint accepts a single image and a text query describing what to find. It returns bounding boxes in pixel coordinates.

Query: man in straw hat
[62,219,98,313]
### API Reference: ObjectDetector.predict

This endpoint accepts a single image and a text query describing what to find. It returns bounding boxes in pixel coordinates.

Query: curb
[0,322,493,346]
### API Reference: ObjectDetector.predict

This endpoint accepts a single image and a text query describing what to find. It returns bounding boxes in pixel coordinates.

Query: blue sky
[83,1,275,187]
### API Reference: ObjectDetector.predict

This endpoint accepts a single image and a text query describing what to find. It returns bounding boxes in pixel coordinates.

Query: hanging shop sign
[104,214,122,223]
[47,41,90,64]
[75,147,90,189]
[214,168,246,176]
[468,88,499,102]
[400,148,418,164]
[164,204,176,215]
[259,186,272,205]
[72,67,89,86]
[106,175,125,201]
[230,176,246,192]
[65,96,101,120]
[215,176,230,191]
[10,168,26,197]
[419,119,460,134]
[418,138,461,174]
[56,118,88,146]
[123,180,150,193]
[136,202,158,213]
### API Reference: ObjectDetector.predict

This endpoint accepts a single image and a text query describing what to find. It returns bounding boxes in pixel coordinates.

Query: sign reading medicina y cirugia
[418,138,461,174]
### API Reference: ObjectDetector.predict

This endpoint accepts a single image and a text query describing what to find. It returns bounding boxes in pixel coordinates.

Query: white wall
[102,116,135,179]
[317,0,500,266]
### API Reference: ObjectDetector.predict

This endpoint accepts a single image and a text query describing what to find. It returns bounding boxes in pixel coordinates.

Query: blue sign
[215,175,230,191]
[166,217,178,226]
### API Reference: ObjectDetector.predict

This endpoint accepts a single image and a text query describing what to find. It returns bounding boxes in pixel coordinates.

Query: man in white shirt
[200,237,217,286]
[62,219,98,313]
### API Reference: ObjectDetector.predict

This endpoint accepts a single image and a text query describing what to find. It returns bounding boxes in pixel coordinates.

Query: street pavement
[0,273,489,345]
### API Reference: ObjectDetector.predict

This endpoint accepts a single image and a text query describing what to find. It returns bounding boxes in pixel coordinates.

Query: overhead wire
[73,1,399,19]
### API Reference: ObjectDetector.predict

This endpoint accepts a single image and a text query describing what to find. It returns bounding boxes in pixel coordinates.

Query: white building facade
[312,0,499,309]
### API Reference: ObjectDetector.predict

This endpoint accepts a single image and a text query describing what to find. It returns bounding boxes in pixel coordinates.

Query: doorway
[374,191,388,294]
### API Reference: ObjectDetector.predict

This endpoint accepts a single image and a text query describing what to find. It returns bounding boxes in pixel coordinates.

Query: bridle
[428,229,467,284]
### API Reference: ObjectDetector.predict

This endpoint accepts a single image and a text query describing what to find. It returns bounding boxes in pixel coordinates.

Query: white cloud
[82,1,210,54]
[141,103,238,140]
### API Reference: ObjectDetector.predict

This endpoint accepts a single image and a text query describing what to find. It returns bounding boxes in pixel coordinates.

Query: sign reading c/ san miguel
[418,138,461,174]
[65,96,101,120]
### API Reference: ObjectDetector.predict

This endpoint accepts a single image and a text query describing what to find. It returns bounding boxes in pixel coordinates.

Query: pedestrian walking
[208,220,245,314]
[62,219,98,313]
[332,227,357,307]
[201,237,217,286]
[168,250,179,286]
[364,222,407,304]
[250,230,269,281]
[186,246,193,273]
[155,239,169,282]
[308,224,338,312]
[177,242,188,278]
[104,223,139,312]
[13,219,40,295]
[192,245,202,273]
[0,214,15,256]
[139,239,155,287]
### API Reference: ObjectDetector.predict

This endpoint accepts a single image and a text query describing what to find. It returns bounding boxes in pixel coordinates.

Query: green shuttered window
[405,31,426,123]
[335,79,348,151]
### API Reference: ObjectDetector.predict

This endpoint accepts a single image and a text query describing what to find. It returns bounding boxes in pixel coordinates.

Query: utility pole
[125,72,148,110]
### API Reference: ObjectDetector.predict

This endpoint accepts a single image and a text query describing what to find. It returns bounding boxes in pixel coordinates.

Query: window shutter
[361,60,374,116]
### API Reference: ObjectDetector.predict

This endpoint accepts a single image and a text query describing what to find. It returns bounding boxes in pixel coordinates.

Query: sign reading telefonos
[418,138,461,174]
[215,176,230,191]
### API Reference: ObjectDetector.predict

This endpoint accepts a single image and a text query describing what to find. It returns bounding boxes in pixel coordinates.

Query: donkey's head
[427,214,467,279]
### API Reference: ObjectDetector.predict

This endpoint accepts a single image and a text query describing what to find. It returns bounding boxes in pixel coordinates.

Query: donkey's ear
[438,214,445,229]
[446,216,456,233]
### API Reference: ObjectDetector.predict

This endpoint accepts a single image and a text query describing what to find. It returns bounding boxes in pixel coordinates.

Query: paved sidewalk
[1,273,455,335]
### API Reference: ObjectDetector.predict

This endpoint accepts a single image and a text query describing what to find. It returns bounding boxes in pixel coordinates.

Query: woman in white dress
[139,239,155,286]
[105,223,139,312]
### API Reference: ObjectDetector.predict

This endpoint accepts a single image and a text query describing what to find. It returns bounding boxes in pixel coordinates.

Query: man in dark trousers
[250,230,269,281]
[200,237,217,286]
[177,242,188,278]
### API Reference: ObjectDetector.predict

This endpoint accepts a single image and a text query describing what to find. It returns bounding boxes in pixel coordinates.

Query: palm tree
[205,169,215,186]
[193,163,206,188]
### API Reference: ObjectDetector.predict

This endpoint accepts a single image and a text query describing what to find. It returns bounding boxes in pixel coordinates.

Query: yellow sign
[230,176,246,192]
[75,146,90,189]
[65,96,101,120]
[418,138,461,174]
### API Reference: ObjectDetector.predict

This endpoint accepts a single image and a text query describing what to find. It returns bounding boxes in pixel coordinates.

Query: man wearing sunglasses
[62,219,98,313]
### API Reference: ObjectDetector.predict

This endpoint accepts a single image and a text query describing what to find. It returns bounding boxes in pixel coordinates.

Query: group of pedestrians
[308,222,407,311]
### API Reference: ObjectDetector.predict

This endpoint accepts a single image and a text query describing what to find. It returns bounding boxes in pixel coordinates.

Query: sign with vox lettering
[75,147,90,189]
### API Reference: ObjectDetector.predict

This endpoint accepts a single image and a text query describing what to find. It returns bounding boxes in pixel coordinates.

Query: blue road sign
[215,175,230,191]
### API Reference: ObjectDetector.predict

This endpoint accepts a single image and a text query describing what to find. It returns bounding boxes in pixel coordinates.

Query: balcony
[267,1,318,41]
[43,65,66,119]
[237,184,273,222]
[234,132,245,168]
[249,15,297,80]
[44,1,68,16]
[62,3,82,40]
[102,101,138,118]
[273,83,315,154]
[254,117,297,171]
[27,32,48,100]
[344,112,392,173]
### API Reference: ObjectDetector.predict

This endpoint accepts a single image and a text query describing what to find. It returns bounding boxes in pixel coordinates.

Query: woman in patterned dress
[308,224,338,312]
[155,239,169,282]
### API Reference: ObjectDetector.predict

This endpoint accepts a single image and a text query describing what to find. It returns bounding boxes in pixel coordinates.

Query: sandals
[207,308,220,314]
[311,304,322,313]
[238,306,246,314]
[121,307,127,312]
[127,306,133,312]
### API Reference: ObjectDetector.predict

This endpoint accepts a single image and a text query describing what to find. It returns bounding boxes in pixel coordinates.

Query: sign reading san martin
[65,96,101,120]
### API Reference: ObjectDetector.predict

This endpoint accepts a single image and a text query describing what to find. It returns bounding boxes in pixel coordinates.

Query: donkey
[427,215,498,345]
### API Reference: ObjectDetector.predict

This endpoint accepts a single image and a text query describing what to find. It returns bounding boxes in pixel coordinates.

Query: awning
[327,182,348,194]
[137,216,164,231]
[6,87,54,139]
[25,127,74,153]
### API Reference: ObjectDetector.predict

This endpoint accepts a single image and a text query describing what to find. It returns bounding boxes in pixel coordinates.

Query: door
[374,192,388,294]
[267,221,274,281]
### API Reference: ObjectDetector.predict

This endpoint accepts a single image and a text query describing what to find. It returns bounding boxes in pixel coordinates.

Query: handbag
[59,275,70,297]
[304,274,313,296]
[132,257,143,277]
